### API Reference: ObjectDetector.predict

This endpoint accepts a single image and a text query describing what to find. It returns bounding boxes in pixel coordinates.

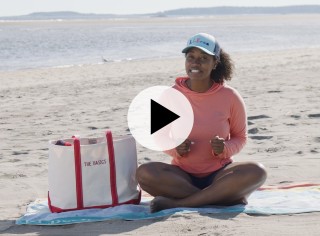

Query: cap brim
[181,46,215,56]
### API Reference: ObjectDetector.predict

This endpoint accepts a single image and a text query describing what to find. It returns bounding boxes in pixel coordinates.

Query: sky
[0,0,319,17]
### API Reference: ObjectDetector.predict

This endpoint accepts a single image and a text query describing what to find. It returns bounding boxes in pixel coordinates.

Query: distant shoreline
[0,12,319,23]
[1,5,320,20]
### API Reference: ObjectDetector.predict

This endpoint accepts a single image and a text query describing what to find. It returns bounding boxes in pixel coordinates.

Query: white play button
[127,86,194,151]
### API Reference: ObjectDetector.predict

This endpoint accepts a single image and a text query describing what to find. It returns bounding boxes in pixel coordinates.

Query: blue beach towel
[16,184,320,225]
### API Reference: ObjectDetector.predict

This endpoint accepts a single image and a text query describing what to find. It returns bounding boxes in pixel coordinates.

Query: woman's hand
[210,136,225,155]
[175,139,193,157]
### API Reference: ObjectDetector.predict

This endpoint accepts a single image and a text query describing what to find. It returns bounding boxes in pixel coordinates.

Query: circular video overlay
[127,86,194,151]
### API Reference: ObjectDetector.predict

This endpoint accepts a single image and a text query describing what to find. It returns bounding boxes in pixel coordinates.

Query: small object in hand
[55,140,72,146]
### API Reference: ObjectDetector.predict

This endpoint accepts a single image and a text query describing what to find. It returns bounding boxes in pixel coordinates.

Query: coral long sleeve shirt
[164,77,247,177]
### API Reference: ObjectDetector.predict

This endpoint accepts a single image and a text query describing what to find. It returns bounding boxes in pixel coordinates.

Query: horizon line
[1,4,320,18]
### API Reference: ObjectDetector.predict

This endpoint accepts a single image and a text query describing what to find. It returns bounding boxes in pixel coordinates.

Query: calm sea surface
[0,15,320,71]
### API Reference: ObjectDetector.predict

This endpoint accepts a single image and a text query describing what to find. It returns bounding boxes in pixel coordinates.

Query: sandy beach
[0,44,320,235]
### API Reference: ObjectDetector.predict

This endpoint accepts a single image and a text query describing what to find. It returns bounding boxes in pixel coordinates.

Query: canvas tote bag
[48,130,141,213]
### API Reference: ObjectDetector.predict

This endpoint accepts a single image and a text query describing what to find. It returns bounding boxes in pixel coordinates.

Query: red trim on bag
[48,192,55,212]
[106,130,119,205]
[48,191,64,213]
[49,190,141,213]
[73,138,84,209]
[48,191,141,213]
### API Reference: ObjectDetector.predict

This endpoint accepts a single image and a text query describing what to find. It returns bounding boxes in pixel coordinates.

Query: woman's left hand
[210,136,225,155]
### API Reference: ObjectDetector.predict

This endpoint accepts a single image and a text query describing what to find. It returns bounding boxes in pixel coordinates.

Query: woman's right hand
[175,139,192,157]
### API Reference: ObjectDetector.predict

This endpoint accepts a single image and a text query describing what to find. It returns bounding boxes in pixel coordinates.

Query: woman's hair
[211,49,234,84]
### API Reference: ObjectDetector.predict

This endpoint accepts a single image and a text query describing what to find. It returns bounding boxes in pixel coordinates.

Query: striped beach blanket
[16,183,320,225]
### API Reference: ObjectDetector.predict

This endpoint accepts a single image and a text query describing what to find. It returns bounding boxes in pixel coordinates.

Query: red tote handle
[106,130,119,205]
[73,136,84,209]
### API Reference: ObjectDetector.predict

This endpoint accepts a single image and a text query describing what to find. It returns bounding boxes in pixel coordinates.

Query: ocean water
[0,15,320,71]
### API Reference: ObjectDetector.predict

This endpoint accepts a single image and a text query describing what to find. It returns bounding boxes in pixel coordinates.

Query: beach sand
[0,46,320,235]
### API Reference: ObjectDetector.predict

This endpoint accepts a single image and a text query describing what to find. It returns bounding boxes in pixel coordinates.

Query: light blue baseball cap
[182,33,221,60]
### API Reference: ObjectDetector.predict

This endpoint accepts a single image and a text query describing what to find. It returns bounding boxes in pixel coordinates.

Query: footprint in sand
[247,115,271,120]
[286,123,297,126]
[0,173,27,179]
[290,115,301,119]
[12,151,29,155]
[308,114,320,118]
[278,181,293,184]
[249,135,273,140]
[248,128,259,134]
[265,147,280,153]
[88,126,98,130]
[8,158,21,163]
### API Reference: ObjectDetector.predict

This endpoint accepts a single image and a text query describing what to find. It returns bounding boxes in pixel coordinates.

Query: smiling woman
[184,48,217,92]
[135,33,267,213]
[182,33,234,91]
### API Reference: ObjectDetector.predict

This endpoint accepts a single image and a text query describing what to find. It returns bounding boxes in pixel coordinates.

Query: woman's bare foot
[226,197,248,206]
[240,197,248,205]
[150,196,248,213]
[150,196,179,213]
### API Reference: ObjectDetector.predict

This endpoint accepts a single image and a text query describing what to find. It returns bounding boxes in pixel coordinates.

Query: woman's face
[185,48,217,81]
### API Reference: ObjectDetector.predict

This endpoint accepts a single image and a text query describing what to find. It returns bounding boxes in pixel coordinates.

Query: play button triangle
[127,85,193,151]
[150,99,180,134]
